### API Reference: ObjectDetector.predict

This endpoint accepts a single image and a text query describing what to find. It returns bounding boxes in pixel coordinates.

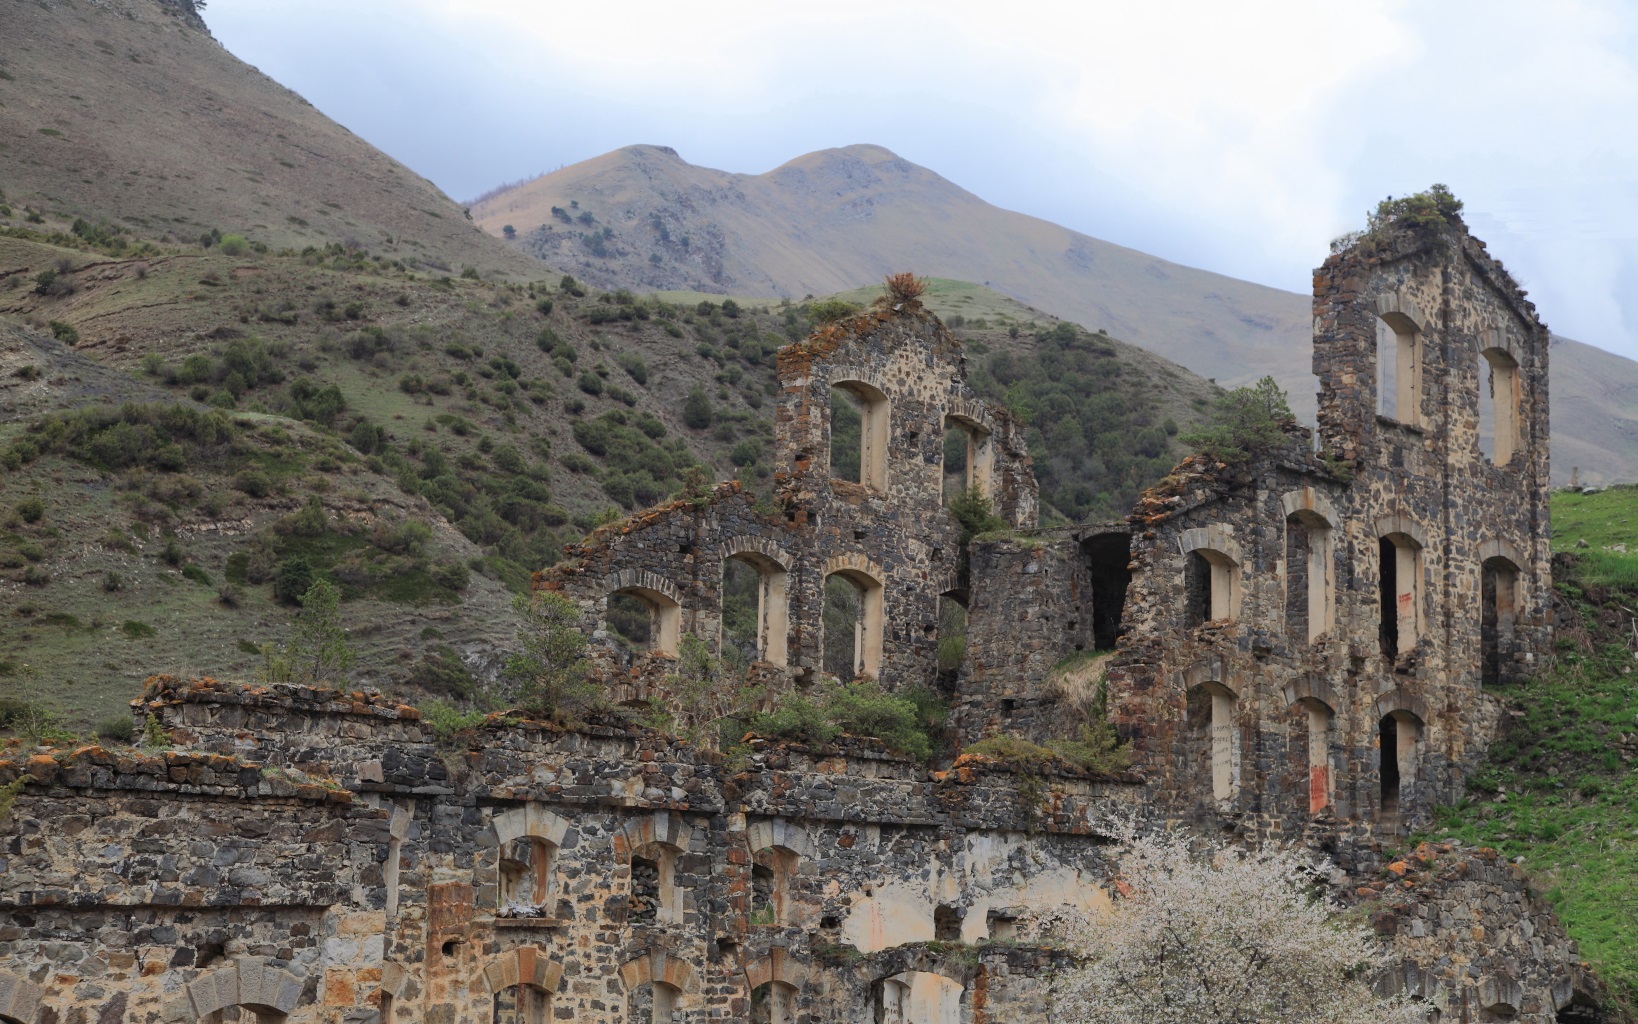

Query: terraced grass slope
[0,0,536,278]
[1423,485,1638,1016]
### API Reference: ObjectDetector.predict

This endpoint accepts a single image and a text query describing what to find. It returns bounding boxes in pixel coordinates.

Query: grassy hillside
[1,212,1217,727]
[1422,486,1638,1016]
[471,144,1638,487]
[0,0,536,278]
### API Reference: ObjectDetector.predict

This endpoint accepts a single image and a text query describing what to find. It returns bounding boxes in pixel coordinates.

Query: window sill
[1374,413,1425,434]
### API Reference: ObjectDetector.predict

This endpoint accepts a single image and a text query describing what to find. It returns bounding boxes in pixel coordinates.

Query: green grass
[1418,486,1638,1016]
[1551,485,1638,586]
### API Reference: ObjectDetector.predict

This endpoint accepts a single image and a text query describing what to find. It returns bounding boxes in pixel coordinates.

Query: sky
[207,0,1638,358]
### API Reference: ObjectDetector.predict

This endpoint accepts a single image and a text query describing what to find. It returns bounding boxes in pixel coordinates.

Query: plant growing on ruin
[878,271,928,307]
[1058,822,1427,1024]
[1177,376,1293,465]
[500,591,598,721]
[1332,184,1464,253]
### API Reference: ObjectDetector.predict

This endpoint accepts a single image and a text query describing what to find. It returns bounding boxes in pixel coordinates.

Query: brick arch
[1374,290,1430,334]
[747,818,818,860]
[479,947,561,997]
[824,365,891,399]
[160,957,305,1022]
[1374,514,1427,549]
[1478,536,1524,571]
[602,569,685,609]
[0,969,42,1024]
[944,398,994,434]
[1282,674,1336,711]
[822,551,886,582]
[1179,524,1242,565]
[618,950,700,995]
[490,804,572,849]
[744,947,811,991]
[1479,325,1524,365]
[716,536,793,572]
[1279,486,1340,530]
[1173,657,1227,695]
[1370,688,1429,725]
[611,811,696,860]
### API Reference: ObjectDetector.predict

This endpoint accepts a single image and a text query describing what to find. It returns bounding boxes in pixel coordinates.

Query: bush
[182,564,212,586]
[272,556,316,605]
[430,560,470,590]
[748,680,940,760]
[1178,376,1293,465]
[103,570,123,592]
[617,353,649,384]
[15,497,44,523]
[233,468,272,497]
[500,591,598,720]
[682,387,713,429]
[48,320,79,345]
[95,715,135,742]
[576,372,604,396]
[218,234,249,256]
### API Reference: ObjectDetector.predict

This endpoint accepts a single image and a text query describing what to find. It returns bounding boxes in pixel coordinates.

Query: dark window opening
[1084,532,1131,649]
[936,593,967,675]
[1380,714,1401,823]
[721,558,762,667]
[1378,539,1398,659]
[934,904,962,941]
[1285,516,1311,642]
[1185,551,1213,628]
[1481,558,1517,689]
[830,386,864,484]
[609,591,654,649]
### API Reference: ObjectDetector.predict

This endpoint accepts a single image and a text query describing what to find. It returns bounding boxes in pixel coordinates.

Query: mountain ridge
[474,143,1638,485]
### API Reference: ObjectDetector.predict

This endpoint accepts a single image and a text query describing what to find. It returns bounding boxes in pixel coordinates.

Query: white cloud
[207,0,1638,356]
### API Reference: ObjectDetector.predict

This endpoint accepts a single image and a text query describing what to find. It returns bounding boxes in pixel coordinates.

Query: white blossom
[1056,821,1429,1024]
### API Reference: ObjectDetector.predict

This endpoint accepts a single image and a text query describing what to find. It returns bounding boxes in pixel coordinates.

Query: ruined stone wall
[1095,220,1552,843]
[0,678,1140,1024]
[537,303,1037,702]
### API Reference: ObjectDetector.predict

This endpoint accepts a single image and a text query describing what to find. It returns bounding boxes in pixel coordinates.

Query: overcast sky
[207,0,1638,359]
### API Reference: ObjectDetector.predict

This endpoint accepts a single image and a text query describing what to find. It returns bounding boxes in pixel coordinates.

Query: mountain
[0,0,537,277]
[472,144,1638,486]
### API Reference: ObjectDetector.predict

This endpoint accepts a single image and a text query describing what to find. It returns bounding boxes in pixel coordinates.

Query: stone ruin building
[0,218,1610,1024]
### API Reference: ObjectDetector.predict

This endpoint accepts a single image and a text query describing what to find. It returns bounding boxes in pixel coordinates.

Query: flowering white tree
[1057,822,1429,1024]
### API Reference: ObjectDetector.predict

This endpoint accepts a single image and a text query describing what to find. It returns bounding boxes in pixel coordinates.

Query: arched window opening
[629,842,682,926]
[751,846,800,926]
[874,972,964,1024]
[204,1007,289,1024]
[608,586,681,657]
[493,983,550,1024]
[941,415,993,505]
[1379,711,1422,828]
[1480,347,1521,466]
[1083,532,1131,650]
[1185,548,1240,627]
[936,593,967,674]
[1188,683,1238,802]
[751,981,798,1024]
[1379,534,1422,660]
[625,981,681,1024]
[498,836,555,917]
[1300,699,1334,814]
[822,570,884,679]
[831,381,889,490]
[1481,557,1518,688]
[1377,312,1422,426]
[722,553,789,667]
[1285,512,1334,643]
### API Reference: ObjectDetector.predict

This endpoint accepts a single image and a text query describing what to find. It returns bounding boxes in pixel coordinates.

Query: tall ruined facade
[0,222,1607,1023]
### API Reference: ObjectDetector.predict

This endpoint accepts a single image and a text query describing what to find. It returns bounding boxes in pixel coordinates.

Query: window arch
[941,410,993,504]
[169,958,306,1023]
[1481,554,1519,688]
[499,836,555,916]
[606,584,681,657]
[1180,526,1242,626]
[619,952,699,1024]
[830,379,889,490]
[874,971,964,1024]
[1377,518,1425,660]
[616,813,696,927]
[1374,294,1426,426]
[1281,489,1337,643]
[481,949,560,1024]
[1479,328,1522,466]
[751,981,799,1024]
[0,971,41,1024]
[1378,709,1424,828]
[822,562,885,679]
[1186,679,1239,802]
[721,548,789,667]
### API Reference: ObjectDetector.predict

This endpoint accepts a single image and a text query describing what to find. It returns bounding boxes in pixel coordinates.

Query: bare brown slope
[475,144,1638,485]
[0,0,538,276]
